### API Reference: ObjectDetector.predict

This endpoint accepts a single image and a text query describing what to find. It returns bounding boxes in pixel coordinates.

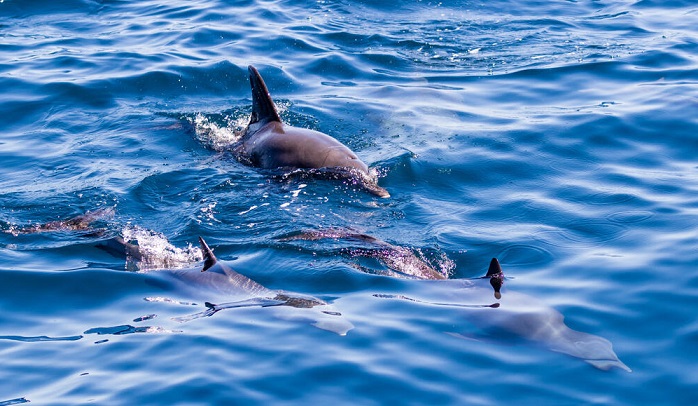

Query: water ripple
[1,0,697,404]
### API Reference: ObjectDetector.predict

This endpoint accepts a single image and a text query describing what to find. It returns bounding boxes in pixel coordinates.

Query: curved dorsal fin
[486,258,503,277]
[198,236,218,272]
[486,258,504,300]
[248,65,281,126]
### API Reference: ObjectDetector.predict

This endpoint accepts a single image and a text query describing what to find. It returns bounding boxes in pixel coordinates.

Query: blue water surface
[1,0,697,404]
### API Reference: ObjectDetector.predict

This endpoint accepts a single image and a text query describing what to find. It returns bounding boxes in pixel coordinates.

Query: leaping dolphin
[233,65,390,198]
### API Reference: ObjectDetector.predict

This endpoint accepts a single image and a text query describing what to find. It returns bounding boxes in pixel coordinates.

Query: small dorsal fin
[198,236,218,272]
[248,65,282,126]
[486,258,503,277]
[486,258,504,300]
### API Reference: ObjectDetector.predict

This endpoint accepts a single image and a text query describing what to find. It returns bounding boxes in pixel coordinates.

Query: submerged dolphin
[134,237,355,336]
[379,259,630,372]
[4,207,115,236]
[388,259,629,371]
[233,65,390,198]
[277,227,449,280]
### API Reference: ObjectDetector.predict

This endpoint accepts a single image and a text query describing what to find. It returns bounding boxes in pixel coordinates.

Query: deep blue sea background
[1,0,697,404]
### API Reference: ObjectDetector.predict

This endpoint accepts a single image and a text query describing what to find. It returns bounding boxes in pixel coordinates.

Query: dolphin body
[378,259,631,372]
[471,288,631,372]
[278,227,450,280]
[5,207,115,236]
[233,65,390,198]
[138,237,355,336]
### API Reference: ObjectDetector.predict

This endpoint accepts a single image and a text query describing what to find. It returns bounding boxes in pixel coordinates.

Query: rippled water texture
[1,0,697,404]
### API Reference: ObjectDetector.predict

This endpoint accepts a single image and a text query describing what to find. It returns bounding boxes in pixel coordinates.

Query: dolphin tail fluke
[248,65,282,126]
[198,236,218,272]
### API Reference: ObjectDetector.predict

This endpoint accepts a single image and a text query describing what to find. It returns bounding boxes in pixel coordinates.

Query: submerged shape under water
[1,0,698,404]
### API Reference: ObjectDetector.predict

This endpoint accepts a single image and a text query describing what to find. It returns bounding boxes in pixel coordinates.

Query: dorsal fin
[198,236,218,272]
[486,258,504,300]
[486,258,503,277]
[248,65,282,127]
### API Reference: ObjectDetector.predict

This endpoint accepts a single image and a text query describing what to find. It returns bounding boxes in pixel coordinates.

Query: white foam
[121,225,202,271]
[190,113,244,152]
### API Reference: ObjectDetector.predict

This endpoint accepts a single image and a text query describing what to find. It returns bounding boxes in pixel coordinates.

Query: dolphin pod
[10,205,631,370]
[277,227,630,371]
[8,64,631,371]
[232,65,390,198]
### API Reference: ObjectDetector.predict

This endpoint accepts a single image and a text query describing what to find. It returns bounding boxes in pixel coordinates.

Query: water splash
[143,297,197,306]
[187,112,245,152]
[121,225,201,271]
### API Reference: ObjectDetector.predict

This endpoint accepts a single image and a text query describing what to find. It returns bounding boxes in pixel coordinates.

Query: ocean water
[1,0,697,404]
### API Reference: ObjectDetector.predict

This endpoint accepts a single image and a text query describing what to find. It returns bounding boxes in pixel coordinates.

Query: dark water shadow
[0,334,82,342]
[0,397,30,406]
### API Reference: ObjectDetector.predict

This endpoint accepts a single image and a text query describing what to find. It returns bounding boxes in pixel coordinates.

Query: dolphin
[233,65,390,198]
[5,207,115,236]
[379,258,631,372]
[142,237,355,336]
[277,227,448,280]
